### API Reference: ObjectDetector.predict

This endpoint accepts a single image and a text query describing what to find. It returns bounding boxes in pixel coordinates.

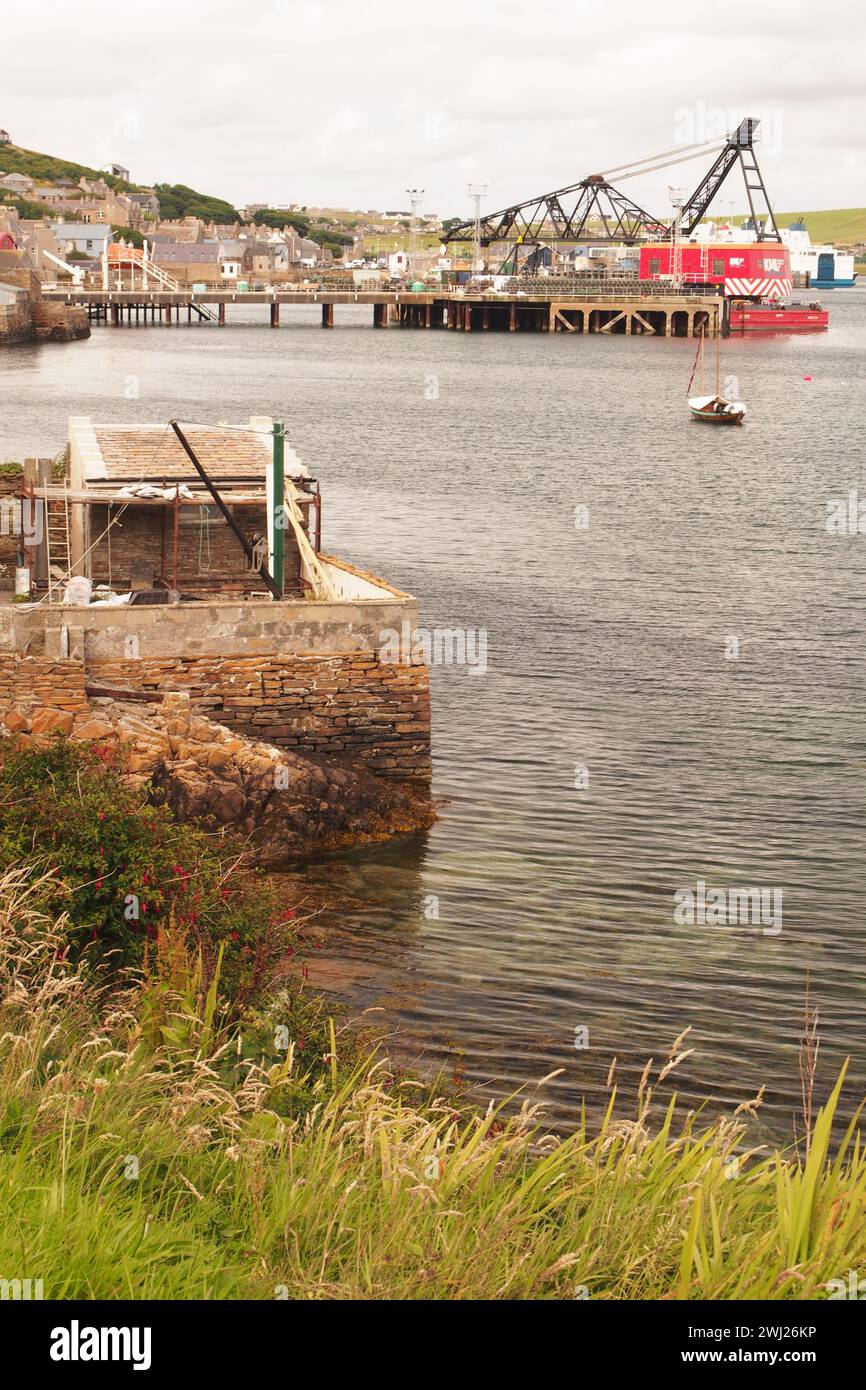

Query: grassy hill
[0,143,136,191]
[733,208,866,247]
[0,144,240,225]
[153,183,238,224]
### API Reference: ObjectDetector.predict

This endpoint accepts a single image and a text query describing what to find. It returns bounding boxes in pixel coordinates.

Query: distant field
[732,208,866,246]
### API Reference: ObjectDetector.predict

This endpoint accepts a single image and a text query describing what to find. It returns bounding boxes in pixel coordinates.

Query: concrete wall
[23,592,415,661]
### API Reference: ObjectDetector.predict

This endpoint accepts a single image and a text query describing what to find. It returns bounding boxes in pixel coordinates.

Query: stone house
[6,416,431,782]
[53,223,113,257]
[0,171,33,196]
[127,190,160,225]
[151,241,248,285]
[154,218,204,243]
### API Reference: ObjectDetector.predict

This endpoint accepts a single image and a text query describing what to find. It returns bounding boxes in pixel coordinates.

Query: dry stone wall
[85,650,431,779]
[0,656,434,862]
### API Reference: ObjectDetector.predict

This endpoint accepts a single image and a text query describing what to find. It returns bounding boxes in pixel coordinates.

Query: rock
[30,707,75,736]
[162,692,191,714]
[3,707,30,734]
[72,716,116,741]
[3,682,434,862]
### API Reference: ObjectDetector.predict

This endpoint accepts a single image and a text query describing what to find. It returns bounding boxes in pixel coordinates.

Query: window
[649,257,660,275]
[712,258,725,274]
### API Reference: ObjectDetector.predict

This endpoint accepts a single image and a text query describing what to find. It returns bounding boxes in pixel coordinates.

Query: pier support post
[218,303,226,325]
[425,302,431,328]
[270,302,280,328]
[321,302,334,328]
[482,305,490,331]
[509,302,516,332]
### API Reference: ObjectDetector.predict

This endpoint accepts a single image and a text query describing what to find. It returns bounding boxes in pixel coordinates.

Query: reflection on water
[3,290,865,1140]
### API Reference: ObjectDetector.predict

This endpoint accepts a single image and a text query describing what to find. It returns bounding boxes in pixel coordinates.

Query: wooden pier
[43,286,725,337]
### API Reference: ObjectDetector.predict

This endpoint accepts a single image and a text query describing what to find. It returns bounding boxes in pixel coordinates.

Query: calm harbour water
[2,292,865,1142]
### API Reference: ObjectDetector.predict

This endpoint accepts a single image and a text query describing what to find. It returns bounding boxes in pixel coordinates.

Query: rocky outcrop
[2,684,434,864]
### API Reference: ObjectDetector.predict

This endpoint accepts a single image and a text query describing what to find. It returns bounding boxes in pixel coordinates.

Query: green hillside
[731,208,866,246]
[153,183,238,224]
[0,143,136,191]
[0,145,239,224]
[776,208,866,246]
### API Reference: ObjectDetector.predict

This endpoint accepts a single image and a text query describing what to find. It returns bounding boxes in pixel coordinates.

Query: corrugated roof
[90,426,272,483]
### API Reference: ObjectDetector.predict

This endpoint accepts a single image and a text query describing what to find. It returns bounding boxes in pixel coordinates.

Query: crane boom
[674,118,780,240]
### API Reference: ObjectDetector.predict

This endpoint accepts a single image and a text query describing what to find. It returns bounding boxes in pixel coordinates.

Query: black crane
[442,176,664,254]
[674,118,780,240]
[441,117,781,271]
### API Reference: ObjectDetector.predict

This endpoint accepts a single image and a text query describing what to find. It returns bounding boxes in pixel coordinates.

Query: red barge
[638,242,829,333]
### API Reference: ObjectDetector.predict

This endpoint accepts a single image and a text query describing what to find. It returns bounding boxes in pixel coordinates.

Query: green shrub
[0,736,299,1008]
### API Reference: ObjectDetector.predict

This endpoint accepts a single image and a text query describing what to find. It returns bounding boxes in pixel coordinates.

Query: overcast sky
[3,0,865,221]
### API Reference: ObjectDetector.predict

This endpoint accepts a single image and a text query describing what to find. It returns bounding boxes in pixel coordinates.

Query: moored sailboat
[687,324,746,424]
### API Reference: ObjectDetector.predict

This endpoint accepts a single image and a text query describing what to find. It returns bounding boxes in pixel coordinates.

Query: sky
[2,0,865,222]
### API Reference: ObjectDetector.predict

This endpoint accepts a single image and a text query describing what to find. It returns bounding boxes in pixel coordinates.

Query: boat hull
[690,408,744,424]
[729,304,829,333]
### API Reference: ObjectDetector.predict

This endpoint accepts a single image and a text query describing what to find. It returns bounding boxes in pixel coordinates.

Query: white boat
[686,326,746,425]
[780,222,857,288]
[688,393,747,424]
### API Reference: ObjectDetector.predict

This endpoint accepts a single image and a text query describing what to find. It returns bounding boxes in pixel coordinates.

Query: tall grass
[0,868,863,1300]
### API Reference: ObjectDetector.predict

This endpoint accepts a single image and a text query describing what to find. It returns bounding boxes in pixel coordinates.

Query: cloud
[3,0,864,217]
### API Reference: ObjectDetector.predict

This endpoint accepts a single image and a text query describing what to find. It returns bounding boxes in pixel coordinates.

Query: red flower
[231,930,239,941]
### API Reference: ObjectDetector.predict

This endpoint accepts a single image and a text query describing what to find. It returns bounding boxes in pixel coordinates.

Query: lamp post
[467,183,487,278]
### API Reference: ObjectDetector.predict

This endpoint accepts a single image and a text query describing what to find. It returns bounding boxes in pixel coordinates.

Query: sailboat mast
[700,327,705,393]
[715,308,721,395]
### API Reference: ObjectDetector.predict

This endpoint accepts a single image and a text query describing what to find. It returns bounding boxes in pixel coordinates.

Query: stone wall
[30,299,89,341]
[0,654,91,735]
[0,298,33,345]
[0,262,89,343]
[3,583,432,781]
[0,663,434,861]
[85,650,431,779]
